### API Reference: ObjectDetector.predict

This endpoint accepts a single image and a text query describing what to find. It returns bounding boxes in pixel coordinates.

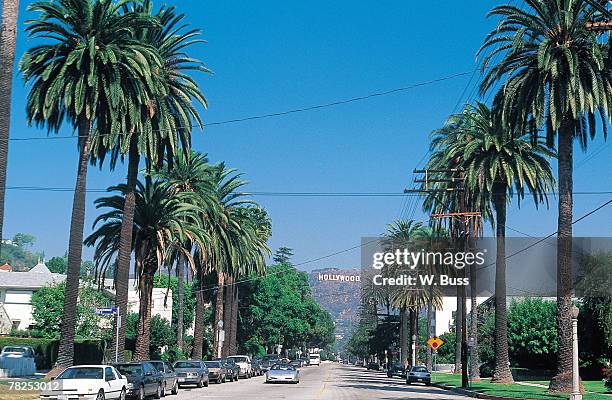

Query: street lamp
[570,306,582,400]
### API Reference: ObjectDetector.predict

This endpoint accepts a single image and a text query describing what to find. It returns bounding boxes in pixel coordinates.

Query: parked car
[406,365,431,385]
[387,362,406,378]
[290,359,303,368]
[114,361,164,399]
[227,355,252,378]
[40,365,127,400]
[251,359,263,376]
[309,353,321,366]
[0,345,35,359]
[366,362,380,371]
[299,357,310,367]
[204,360,226,383]
[265,363,299,384]
[217,358,239,381]
[147,360,179,396]
[260,354,279,372]
[173,360,209,388]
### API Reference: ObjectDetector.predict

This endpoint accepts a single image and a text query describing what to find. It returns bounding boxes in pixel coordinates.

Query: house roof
[29,261,51,274]
[0,271,65,289]
[0,263,12,272]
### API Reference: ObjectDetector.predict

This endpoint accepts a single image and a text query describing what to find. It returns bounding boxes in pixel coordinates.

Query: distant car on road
[260,354,279,372]
[387,362,406,378]
[309,353,321,366]
[204,360,226,383]
[114,361,164,399]
[265,363,299,384]
[147,360,179,396]
[366,362,380,371]
[41,365,127,400]
[217,358,239,381]
[406,365,431,385]
[251,359,263,376]
[227,355,252,378]
[173,360,209,388]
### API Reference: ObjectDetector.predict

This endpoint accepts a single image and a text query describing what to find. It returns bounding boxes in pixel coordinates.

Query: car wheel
[172,380,179,395]
[222,375,226,383]
[96,390,105,400]
[203,379,209,387]
[197,378,203,388]
[161,382,166,397]
[154,383,162,399]
[138,386,145,400]
[119,388,126,400]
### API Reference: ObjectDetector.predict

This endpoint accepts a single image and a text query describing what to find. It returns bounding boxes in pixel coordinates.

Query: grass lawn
[431,372,611,400]
[0,382,38,400]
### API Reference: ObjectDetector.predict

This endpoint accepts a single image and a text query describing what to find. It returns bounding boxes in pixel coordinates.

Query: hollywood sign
[317,273,361,282]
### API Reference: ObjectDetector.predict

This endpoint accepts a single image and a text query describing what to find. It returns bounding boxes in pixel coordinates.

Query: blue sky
[4,0,611,270]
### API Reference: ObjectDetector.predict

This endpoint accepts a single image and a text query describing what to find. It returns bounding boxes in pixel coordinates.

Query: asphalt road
[172,363,470,400]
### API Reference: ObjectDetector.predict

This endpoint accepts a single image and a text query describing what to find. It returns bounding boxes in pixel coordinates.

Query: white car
[227,355,252,378]
[40,365,128,400]
[309,354,321,366]
[265,363,299,384]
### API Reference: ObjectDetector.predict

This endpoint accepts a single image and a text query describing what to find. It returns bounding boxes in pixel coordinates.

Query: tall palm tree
[85,179,206,360]
[0,0,20,244]
[447,102,555,383]
[93,0,209,362]
[478,0,609,391]
[20,0,159,369]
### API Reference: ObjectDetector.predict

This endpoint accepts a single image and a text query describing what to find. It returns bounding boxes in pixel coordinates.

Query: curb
[432,382,524,400]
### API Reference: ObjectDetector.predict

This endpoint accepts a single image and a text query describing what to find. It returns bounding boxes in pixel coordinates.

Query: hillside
[308,268,361,350]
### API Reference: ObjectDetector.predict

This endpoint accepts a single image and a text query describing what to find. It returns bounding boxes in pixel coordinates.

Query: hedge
[0,337,105,370]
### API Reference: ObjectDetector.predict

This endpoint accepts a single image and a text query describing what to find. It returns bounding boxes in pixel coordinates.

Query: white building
[0,261,66,332]
[433,296,490,337]
[102,279,173,323]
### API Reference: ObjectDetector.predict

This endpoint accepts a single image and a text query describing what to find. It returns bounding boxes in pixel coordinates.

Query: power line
[6,70,477,142]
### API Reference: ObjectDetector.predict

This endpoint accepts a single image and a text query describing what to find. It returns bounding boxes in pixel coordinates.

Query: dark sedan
[114,361,164,400]
[387,362,406,378]
[148,360,179,396]
[173,360,209,388]
[204,361,226,383]
[216,358,239,381]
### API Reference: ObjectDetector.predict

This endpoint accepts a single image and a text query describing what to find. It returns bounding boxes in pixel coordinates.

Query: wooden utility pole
[406,168,481,389]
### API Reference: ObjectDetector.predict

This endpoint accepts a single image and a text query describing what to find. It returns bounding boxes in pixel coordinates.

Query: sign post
[95,307,119,362]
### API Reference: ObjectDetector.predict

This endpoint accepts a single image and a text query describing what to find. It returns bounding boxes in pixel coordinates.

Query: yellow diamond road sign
[427,336,444,350]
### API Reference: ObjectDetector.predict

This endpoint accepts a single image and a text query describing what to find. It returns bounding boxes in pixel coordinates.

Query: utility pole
[406,168,481,389]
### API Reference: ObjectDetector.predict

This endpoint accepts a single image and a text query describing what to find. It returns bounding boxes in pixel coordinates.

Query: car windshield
[412,366,428,373]
[174,361,200,369]
[1,347,26,353]
[148,362,164,371]
[204,361,221,368]
[262,355,278,362]
[229,356,248,363]
[115,364,143,376]
[57,367,104,380]
[271,364,295,371]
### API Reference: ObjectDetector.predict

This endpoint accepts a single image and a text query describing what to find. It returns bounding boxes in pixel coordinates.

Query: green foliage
[436,331,456,364]
[47,256,67,274]
[0,337,105,369]
[238,264,335,354]
[243,337,266,357]
[125,313,176,360]
[273,247,294,264]
[31,282,112,339]
[12,233,36,248]
[0,243,43,271]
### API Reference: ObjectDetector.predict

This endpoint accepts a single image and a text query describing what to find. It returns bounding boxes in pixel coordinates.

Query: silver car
[406,365,431,385]
[265,363,299,384]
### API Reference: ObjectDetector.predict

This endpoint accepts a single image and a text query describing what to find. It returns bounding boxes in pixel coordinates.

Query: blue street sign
[95,307,118,315]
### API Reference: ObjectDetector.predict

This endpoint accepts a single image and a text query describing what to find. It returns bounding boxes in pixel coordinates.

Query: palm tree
[20,0,159,369]
[85,179,205,360]
[93,0,209,362]
[0,0,20,245]
[478,1,609,391]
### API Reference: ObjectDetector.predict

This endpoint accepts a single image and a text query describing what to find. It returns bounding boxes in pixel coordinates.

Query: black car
[366,361,380,371]
[251,359,263,376]
[147,360,179,396]
[387,362,406,378]
[204,360,227,383]
[114,361,164,400]
[216,358,239,381]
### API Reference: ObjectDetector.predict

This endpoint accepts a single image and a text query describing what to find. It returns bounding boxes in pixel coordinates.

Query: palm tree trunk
[400,306,407,367]
[191,274,205,359]
[133,265,154,361]
[222,276,234,357]
[454,284,462,374]
[228,282,239,355]
[55,119,92,370]
[113,139,140,363]
[549,121,576,393]
[426,300,433,371]
[176,255,184,351]
[212,272,225,358]
[0,0,19,246]
[492,194,513,383]
[469,261,480,381]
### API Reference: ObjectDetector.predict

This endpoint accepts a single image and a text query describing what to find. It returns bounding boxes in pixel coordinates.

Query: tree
[85,179,205,361]
[13,233,36,248]
[0,0,20,250]
[96,1,209,363]
[273,247,294,264]
[47,256,67,274]
[126,313,175,360]
[479,0,611,391]
[21,0,160,369]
